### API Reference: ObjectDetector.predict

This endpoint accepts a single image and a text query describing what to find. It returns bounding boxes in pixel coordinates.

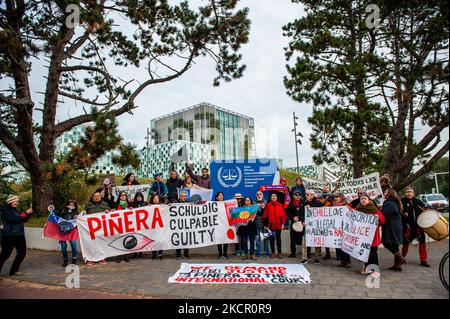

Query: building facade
[55,123,121,175]
[286,165,339,181]
[148,102,256,161]
[136,140,211,179]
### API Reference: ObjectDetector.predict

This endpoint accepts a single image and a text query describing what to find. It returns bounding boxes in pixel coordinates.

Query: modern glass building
[286,165,339,181]
[149,102,256,161]
[55,123,121,175]
[136,140,211,179]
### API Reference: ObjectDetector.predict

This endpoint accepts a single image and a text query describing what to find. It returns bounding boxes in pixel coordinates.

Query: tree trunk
[31,174,54,217]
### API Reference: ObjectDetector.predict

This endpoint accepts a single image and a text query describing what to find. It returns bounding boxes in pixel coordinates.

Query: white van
[418,193,449,213]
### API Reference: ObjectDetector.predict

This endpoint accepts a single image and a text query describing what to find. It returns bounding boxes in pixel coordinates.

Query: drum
[417,210,449,241]
[292,221,304,233]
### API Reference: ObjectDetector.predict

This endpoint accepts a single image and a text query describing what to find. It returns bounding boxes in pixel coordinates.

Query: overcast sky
[10,0,447,171]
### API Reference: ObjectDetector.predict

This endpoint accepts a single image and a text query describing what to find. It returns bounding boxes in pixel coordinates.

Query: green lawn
[26,215,48,228]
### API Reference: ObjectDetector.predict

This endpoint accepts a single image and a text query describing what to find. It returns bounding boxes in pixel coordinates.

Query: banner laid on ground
[76,200,238,261]
[305,206,345,248]
[43,211,79,241]
[341,208,379,262]
[230,205,259,226]
[302,172,382,201]
[168,263,311,284]
[210,158,279,200]
[305,206,379,262]
[112,184,151,201]
[178,188,214,204]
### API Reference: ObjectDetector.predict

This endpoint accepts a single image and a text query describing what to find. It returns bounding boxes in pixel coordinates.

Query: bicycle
[439,251,449,291]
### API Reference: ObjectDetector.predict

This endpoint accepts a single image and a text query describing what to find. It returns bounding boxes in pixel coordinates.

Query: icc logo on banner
[217,166,243,188]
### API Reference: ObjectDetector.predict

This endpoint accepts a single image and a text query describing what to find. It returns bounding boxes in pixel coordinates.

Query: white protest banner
[76,200,239,261]
[169,263,310,284]
[302,172,383,201]
[112,184,151,201]
[341,208,379,262]
[305,206,345,248]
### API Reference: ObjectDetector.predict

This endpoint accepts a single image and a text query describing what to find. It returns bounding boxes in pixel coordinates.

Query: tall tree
[283,0,390,178]
[0,0,250,214]
[284,0,448,187]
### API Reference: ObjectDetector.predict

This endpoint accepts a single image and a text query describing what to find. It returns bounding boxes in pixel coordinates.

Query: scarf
[118,201,128,210]
[293,199,301,207]
[355,202,378,214]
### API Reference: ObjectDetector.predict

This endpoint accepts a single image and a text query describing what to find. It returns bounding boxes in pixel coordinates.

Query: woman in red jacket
[354,193,385,277]
[263,193,287,259]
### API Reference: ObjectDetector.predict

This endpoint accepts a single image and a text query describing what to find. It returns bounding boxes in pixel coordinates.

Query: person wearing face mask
[254,191,269,258]
[56,200,79,267]
[0,195,32,276]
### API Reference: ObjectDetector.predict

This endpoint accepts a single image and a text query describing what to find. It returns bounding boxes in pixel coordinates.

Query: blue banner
[210,158,279,200]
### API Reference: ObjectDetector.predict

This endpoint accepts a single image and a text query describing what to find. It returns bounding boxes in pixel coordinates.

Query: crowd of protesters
[0,168,434,277]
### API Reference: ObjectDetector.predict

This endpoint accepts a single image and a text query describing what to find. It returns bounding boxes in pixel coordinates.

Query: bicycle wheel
[439,252,449,291]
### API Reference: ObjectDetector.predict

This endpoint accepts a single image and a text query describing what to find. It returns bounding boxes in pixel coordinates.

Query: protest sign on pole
[341,208,379,262]
[76,200,238,261]
[178,188,214,204]
[112,184,151,201]
[305,206,345,248]
[302,172,383,201]
[169,263,311,284]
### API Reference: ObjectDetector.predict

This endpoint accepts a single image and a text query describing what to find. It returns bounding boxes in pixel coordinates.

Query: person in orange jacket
[354,192,385,277]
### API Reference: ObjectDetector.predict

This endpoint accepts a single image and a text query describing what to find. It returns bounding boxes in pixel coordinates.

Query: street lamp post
[427,171,449,193]
[292,112,303,174]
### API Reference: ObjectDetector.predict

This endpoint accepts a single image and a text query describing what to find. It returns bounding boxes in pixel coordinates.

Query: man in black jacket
[166,170,183,203]
[286,191,307,263]
[401,187,430,267]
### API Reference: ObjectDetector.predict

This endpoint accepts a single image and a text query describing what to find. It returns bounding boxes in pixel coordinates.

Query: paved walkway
[0,240,448,299]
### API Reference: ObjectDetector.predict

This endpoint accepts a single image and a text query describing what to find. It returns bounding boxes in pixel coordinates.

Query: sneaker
[9,272,23,276]
[71,258,77,265]
[62,259,68,267]
[86,261,94,266]
[314,259,320,265]
[370,271,381,278]
[301,259,308,264]
[100,259,108,265]
[388,265,402,271]
[183,254,190,260]
[236,251,241,257]
[421,261,431,268]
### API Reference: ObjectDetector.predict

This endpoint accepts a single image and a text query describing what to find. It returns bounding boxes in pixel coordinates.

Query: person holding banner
[401,187,430,267]
[56,200,79,267]
[167,170,183,203]
[84,189,110,265]
[381,188,406,271]
[238,197,258,260]
[148,194,164,260]
[122,172,140,186]
[234,193,244,257]
[0,195,32,276]
[286,190,307,263]
[182,176,202,189]
[186,163,211,189]
[263,193,287,259]
[305,190,323,264]
[102,178,116,208]
[113,191,132,263]
[215,192,230,260]
[319,185,333,260]
[254,191,270,258]
[333,193,351,268]
[131,192,148,259]
[175,191,190,260]
[356,193,385,276]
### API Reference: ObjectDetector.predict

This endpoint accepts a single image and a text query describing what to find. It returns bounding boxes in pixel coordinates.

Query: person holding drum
[286,190,307,264]
[381,188,406,271]
[401,187,430,267]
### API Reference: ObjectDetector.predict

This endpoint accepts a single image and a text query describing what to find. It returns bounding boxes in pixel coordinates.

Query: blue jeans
[60,240,78,260]
[241,235,256,256]
[256,226,269,256]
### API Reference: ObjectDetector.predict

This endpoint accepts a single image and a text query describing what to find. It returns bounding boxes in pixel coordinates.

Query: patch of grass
[26,215,48,228]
